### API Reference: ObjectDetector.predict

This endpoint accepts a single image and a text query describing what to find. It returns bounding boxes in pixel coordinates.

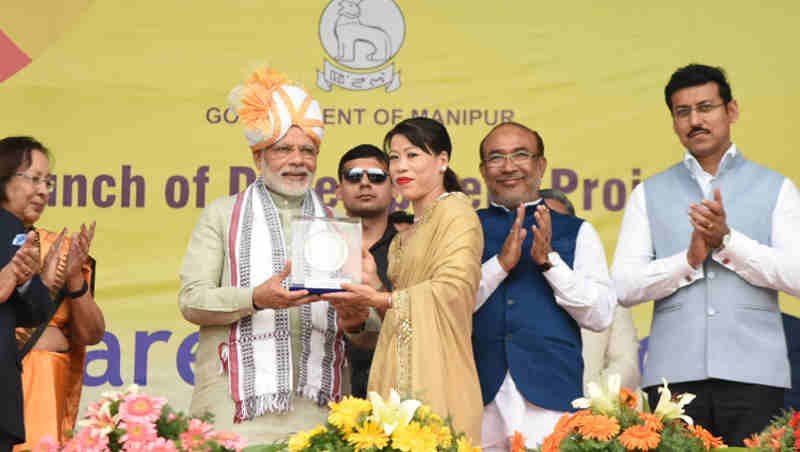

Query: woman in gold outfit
[2,136,104,450]
[328,118,484,442]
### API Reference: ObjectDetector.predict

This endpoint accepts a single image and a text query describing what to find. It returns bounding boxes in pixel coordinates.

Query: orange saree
[13,229,94,450]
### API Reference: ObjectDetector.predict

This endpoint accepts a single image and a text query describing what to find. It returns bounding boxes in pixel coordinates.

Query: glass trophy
[289,215,362,294]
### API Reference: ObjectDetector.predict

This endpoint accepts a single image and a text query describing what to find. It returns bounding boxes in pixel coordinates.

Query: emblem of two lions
[334,0,392,63]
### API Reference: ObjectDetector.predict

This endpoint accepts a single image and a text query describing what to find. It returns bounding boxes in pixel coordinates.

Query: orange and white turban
[229,68,324,152]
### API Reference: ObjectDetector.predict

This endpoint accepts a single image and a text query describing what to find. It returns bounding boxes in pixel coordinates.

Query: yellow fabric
[13,229,92,450]
[368,193,484,442]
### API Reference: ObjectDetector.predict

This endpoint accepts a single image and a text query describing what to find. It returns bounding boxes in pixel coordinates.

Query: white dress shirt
[612,144,800,306]
[476,199,617,449]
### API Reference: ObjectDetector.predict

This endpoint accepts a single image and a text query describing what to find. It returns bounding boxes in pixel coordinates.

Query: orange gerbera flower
[578,415,620,441]
[618,425,660,451]
[688,424,726,450]
[620,388,638,409]
[565,409,593,431]
[511,430,525,452]
[742,433,761,448]
[540,430,567,452]
[639,413,664,432]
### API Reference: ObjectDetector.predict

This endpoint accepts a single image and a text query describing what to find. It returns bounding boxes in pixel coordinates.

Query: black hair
[478,122,544,161]
[337,144,389,182]
[0,136,52,203]
[383,117,463,193]
[665,63,733,113]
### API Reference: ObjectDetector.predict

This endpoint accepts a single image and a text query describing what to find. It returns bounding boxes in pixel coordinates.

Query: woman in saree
[327,118,484,441]
[2,136,104,450]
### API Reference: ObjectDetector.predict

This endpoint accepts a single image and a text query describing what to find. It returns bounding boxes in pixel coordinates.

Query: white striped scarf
[219,178,344,422]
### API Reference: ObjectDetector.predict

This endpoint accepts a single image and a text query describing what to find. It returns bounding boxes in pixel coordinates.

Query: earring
[440,165,447,173]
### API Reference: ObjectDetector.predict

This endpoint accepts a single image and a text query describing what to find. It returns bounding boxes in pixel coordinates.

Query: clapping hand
[530,204,553,266]
[498,204,527,272]
[41,228,67,293]
[11,231,42,285]
[689,188,730,249]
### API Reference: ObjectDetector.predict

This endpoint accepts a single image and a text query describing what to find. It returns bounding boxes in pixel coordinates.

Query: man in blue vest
[473,122,617,450]
[612,63,800,446]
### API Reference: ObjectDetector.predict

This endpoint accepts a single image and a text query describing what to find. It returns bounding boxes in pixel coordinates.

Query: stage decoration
[744,410,800,451]
[534,374,726,452]
[26,385,247,452]
[277,389,480,452]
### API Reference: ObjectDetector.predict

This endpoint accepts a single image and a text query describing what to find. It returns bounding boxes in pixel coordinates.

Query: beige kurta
[368,192,484,442]
[179,190,349,444]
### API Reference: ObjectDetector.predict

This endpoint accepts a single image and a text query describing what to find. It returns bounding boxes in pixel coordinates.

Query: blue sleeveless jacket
[473,202,584,412]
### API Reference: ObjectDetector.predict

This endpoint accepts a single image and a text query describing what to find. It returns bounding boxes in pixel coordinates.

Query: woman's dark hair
[0,136,52,203]
[382,117,463,193]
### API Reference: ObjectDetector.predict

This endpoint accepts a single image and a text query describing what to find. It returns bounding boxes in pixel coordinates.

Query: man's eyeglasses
[342,167,389,184]
[15,173,54,191]
[484,151,540,168]
[673,102,725,120]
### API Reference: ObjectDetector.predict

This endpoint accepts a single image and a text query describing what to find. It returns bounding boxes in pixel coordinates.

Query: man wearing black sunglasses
[333,144,405,398]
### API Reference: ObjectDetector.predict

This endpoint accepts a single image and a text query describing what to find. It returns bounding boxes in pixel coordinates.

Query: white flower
[653,378,695,425]
[571,373,620,414]
[368,389,421,435]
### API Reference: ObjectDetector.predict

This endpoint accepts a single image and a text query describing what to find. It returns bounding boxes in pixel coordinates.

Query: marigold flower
[688,424,726,450]
[392,422,438,452]
[347,419,389,451]
[639,413,664,432]
[618,425,660,451]
[578,414,620,441]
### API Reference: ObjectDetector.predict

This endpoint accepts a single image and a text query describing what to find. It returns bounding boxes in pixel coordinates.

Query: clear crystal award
[289,215,362,294]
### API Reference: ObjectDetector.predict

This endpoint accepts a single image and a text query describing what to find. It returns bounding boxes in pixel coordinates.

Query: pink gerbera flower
[145,438,179,452]
[73,428,110,452]
[119,420,158,450]
[213,431,247,452]
[118,393,166,424]
[179,419,214,451]
[32,435,60,452]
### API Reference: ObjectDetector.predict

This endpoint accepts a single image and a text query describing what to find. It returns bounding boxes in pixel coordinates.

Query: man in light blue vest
[473,122,617,450]
[612,63,800,446]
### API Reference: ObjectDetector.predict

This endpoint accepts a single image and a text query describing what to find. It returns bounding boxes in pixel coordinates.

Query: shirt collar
[682,143,738,178]
[489,198,543,212]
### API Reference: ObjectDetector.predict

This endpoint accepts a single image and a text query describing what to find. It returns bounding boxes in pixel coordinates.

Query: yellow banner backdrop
[1,0,798,416]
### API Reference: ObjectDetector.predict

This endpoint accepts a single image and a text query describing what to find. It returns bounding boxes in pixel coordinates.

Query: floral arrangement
[535,374,727,452]
[283,389,480,452]
[29,385,246,452]
[744,410,800,451]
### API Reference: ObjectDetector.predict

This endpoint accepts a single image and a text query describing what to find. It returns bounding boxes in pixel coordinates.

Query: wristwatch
[536,251,558,272]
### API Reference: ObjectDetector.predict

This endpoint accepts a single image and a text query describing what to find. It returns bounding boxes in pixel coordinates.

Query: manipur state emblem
[317,0,404,92]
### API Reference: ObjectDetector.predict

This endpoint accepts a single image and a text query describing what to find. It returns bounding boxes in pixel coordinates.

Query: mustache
[689,127,710,137]
[496,173,523,181]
